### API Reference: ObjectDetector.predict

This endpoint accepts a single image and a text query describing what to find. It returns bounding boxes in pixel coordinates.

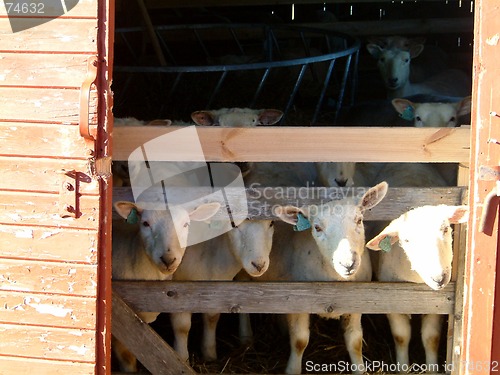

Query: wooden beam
[112,126,471,163]
[111,291,196,375]
[112,186,466,221]
[113,281,455,315]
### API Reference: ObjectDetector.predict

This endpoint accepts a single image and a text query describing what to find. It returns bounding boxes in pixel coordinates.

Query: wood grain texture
[0,19,98,53]
[0,123,88,158]
[0,259,97,296]
[113,281,455,315]
[0,53,90,88]
[0,323,95,362]
[0,157,99,194]
[112,291,197,375]
[0,357,94,375]
[0,191,100,230]
[0,225,98,263]
[112,126,470,163]
[112,186,466,221]
[0,88,95,124]
[0,291,96,329]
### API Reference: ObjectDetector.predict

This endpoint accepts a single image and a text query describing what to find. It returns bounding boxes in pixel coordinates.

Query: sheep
[366,205,469,368]
[191,107,284,127]
[170,217,276,362]
[111,200,221,372]
[366,43,470,99]
[366,35,448,83]
[253,182,389,374]
[391,95,472,127]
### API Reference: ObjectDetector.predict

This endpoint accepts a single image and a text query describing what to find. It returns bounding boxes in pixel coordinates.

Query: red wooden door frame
[462,1,500,373]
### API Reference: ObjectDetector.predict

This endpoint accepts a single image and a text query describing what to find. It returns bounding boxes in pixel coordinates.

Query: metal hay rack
[113,23,360,125]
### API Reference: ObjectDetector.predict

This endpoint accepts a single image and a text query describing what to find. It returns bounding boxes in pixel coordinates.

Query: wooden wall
[0,0,108,373]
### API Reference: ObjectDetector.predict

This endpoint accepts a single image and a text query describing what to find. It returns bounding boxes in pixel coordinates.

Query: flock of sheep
[112,35,471,373]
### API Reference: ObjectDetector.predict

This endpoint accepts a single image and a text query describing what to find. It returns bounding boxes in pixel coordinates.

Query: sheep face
[367,205,469,290]
[227,219,275,277]
[392,96,472,127]
[191,108,283,127]
[277,182,388,279]
[114,201,220,275]
[366,45,423,92]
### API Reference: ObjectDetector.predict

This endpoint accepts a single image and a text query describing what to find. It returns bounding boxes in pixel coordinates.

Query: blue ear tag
[293,212,311,232]
[379,235,392,253]
[126,208,139,224]
[399,105,414,121]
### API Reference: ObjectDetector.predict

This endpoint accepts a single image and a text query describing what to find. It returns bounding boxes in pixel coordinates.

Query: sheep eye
[314,224,323,233]
[404,58,409,63]
[183,222,189,228]
[142,221,150,227]
[449,116,456,122]
[269,221,274,227]
[355,217,362,225]
[416,116,422,122]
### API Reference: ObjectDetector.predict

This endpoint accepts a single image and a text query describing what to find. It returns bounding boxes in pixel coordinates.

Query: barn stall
[0,0,499,374]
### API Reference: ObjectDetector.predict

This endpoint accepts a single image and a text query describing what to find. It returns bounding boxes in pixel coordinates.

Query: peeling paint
[486,34,500,45]
[69,344,88,356]
[25,298,73,318]
[40,230,61,239]
[15,229,33,239]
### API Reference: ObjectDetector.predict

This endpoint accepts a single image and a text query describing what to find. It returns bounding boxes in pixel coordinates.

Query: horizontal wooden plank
[112,186,466,221]
[112,291,197,375]
[0,157,99,195]
[0,291,96,329]
[0,323,95,362]
[0,225,98,263]
[0,259,97,296]
[0,0,97,18]
[0,123,87,158]
[112,126,471,163]
[113,281,455,315]
[0,357,95,375]
[0,19,97,52]
[0,53,89,88]
[0,191,100,230]
[0,88,96,124]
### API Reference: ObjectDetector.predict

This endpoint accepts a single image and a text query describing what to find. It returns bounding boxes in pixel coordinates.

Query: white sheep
[111,200,221,372]
[366,204,469,368]
[170,218,276,362]
[191,107,284,127]
[392,96,472,127]
[254,182,389,374]
[366,44,470,99]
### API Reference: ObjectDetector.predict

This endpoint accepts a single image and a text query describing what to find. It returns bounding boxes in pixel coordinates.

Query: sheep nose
[161,254,177,269]
[251,261,265,273]
[335,178,348,187]
[388,77,398,86]
[432,275,448,289]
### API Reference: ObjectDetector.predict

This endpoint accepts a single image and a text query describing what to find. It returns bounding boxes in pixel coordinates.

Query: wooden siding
[0,0,103,372]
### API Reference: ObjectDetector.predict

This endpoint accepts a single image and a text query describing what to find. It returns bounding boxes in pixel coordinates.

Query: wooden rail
[112,126,470,163]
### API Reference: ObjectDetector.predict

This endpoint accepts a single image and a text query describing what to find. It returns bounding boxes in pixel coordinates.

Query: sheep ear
[191,111,217,126]
[274,205,307,226]
[447,205,469,224]
[147,119,173,126]
[456,96,472,117]
[188,202,221,222]
[409,43,424,58]
[258,109,284,125]
[366,43,383,59]
[366,221,400,251]
[392,98,415,121]
[114,201,142,221]
[359,182,388,212]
